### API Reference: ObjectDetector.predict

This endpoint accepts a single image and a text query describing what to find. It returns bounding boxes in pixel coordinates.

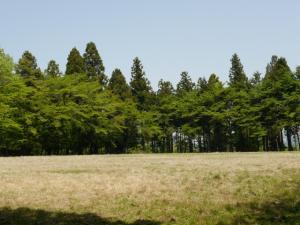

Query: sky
[1,0,300,88]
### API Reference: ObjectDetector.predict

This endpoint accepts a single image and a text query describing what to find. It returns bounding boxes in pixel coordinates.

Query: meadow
[0,152,299,225]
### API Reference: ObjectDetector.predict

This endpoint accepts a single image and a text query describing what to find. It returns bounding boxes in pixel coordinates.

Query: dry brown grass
[0,152,300,224]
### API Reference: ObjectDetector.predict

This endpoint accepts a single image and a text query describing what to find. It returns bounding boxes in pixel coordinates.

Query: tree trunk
[286,127,293,151]
[188,137,193,153]
[279,129,285,151]
[296,132,300,150]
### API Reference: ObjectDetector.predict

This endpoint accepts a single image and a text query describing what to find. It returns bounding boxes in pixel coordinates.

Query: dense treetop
[65,48,84,75]
[0,42,299,155]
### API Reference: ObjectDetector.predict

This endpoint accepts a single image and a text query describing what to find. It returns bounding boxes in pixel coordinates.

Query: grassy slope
[0,152,299,225]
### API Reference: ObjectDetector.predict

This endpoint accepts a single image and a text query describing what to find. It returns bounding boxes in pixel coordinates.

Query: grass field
[0,153,299,225]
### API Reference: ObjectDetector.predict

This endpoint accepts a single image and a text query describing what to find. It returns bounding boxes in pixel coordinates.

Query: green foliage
[1,45,300,155]
[196,77,208,93]
[83,42,107,84]
[0,70,34,154]
[0,49,14,78]
[265,55,279,78]
[65,48,84,75]
[294,66,300,79]
[250,71,261,86]
[176,71,195,95]
[176,74,227,152]
[229,53,248,89]
[130,57,153,111]
[257,57,299,151]
[16,51,42,79]
[157,79,174,97]
[45,60,61,78]
[108,69,131,100]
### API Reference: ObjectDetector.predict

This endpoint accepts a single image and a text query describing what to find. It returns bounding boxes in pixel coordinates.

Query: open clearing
[0,153,300,225]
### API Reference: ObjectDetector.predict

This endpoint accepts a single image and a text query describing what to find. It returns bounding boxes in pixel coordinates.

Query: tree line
[0,42,300,155]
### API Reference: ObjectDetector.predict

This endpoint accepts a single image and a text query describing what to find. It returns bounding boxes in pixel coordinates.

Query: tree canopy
[0,46,300,155]
[83,42,106,84]
[65,48,84,75]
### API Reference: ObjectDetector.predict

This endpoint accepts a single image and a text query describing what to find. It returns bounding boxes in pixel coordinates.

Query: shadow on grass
[223,199,300,225]
[218,182,300,225]
[0,207,161,225]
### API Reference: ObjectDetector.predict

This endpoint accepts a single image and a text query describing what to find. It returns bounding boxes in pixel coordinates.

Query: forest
[0,42,300,155]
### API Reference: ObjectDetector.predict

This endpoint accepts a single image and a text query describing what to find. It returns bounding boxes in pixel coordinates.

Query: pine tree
[196,77,208,93]
[130,57,152,110]
[250,71,261,86]
[265,55,278,78]
[45,60,61,78]
[259,57,296,151]
[295,66,300,79]
[227,54,251,151]
[176,71,194,95]
[229,53,248,89]
[157,79,174,96]
[108,69,131,100]
[205,74,226,151]
[83,42,107,84]
[207,73,222,88]
[16,51,42,78]
[0,49,13,77]
[65,48,84,75]
[266,57,291,81]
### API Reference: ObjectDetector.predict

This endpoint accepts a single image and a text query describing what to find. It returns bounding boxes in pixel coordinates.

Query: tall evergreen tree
[229,53,248,89]
[45,60,61,78]
[294,66,300,79]
[259,57,297,151]
[108,69,131,100]
[83,42,107,84]
[0,49,13,77]
[16,51,42,79]
[130,57,153,110]
[197,77,208,93]
[207,73,222,88]
[176,71,195,95]
[250,71,261,86]
[65,48,84,75]
[206,74,226,151]
[227,54,251,151]
[265,55,278,79]
[157,79,174,97]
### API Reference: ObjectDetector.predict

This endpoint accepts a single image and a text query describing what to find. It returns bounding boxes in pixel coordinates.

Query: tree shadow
[225,199,300,225]
[0,207,161,225]
[217,183,300,225]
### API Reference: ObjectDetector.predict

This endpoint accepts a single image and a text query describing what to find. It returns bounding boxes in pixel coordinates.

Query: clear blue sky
[1,0,299,87]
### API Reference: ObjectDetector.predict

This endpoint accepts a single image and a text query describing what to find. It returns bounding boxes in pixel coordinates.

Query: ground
[0,152,299,225]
